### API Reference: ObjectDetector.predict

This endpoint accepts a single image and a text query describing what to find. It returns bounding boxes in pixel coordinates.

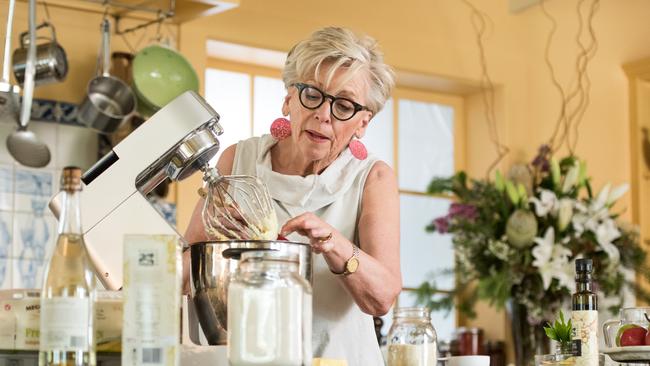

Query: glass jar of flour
[227,250,312,366]
[387,307,438,366]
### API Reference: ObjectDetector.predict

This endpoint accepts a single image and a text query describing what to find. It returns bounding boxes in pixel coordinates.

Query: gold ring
[316,233,333,243]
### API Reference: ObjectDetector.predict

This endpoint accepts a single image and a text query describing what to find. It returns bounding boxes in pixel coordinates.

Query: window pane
[398,99,454,192]
[253,76,287,137]
[363,98,394,168]
[205,69,252,163]
[400,194,454,290]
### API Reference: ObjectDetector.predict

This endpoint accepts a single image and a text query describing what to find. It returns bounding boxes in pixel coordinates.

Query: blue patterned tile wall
[0,165,13,210]
[0,118,99,290]
[0,259,10,289]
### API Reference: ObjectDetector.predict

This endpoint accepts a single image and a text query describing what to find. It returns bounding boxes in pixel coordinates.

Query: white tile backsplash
[0,165,13,210]
[13,212,57,265]
[0,120,98,290]
[57,124,99,170]
[0,258,11,289]
[0,211,12,258]
[12,258,45,289]
[14,169,54,213]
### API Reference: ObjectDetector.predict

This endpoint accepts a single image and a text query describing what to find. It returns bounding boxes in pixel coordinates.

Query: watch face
[346,257,359,273]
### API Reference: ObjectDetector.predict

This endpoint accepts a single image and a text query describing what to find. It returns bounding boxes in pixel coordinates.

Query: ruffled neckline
[255,134,374,211]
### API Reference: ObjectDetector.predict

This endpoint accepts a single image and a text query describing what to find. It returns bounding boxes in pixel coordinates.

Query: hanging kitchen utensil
[77,19,136,134]
[12,21,68,86]
[110,51,133,85]
[6,0,51,168]
[0,0,21,124]
[132,44,198,116]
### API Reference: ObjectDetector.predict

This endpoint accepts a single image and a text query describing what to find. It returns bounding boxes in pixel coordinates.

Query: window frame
[391,87,465,328]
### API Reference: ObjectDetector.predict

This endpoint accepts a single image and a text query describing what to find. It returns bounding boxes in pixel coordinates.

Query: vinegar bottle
[571,258,598,366]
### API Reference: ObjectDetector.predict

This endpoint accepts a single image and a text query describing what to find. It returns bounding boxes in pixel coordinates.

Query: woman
[185,27,401,365]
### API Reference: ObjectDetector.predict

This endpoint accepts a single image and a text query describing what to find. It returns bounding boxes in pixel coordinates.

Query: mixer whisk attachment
[200,166,278,241]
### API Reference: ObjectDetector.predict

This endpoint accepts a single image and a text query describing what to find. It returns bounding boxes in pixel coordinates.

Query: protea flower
[506,209,538,248]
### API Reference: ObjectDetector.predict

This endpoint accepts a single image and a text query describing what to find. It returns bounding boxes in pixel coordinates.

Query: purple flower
[449,203,478,220]
[433,216,450,233]
[531,144,551,172]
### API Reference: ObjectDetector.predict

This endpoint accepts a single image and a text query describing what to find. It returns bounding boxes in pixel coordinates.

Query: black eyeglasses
[293,83,370,121]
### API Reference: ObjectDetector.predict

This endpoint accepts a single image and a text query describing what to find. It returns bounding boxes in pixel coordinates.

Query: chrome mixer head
[200,166,278,241]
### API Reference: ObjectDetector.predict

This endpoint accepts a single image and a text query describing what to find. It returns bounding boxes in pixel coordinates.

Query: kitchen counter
[0,351,120,366]
[0,345,228,366]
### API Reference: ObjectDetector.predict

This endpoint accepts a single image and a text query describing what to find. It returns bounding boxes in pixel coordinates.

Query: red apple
[619,325,647,346]
[645,328,650,345]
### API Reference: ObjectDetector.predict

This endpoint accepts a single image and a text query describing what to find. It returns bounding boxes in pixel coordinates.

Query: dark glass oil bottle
[571,258,598,366]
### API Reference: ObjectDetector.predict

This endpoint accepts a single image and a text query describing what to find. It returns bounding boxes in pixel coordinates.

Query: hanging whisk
[200,166,278,241]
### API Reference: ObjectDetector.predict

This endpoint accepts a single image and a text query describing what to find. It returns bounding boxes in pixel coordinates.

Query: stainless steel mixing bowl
[189,240,312,345]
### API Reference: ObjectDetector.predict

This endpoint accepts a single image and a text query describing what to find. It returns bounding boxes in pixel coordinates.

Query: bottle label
[40,297,90,351]
[571,310,598,366]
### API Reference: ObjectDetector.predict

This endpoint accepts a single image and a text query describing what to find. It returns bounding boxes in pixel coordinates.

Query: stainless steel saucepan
[190,240,312,345]
[77,19,135,134]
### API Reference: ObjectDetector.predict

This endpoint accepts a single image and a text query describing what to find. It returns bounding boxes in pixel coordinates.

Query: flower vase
[509,300,550,366]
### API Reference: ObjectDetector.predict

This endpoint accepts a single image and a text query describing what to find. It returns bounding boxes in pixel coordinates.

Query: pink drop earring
[349,139,367,160]
[270,118,292,140]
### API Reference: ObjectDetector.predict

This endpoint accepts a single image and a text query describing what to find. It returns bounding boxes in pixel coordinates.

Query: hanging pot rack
[82,0,176,35]
[16,0,176,35]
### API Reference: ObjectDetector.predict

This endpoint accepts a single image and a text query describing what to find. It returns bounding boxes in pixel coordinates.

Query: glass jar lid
[393,307,431,320]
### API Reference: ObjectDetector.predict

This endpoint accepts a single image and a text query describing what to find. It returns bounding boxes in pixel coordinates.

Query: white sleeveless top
[232,134,385,366]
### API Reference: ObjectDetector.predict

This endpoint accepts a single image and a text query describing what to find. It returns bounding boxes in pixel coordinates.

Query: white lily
[529,189,558,217]
[558,255,577,293]
[607,183,629,206]
[562,163,580,193]
[532,227,572,290]
[596,219,621,265]
[594,184,611,212]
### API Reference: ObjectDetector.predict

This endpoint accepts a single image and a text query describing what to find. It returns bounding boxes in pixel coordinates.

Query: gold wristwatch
[332,244,359,276]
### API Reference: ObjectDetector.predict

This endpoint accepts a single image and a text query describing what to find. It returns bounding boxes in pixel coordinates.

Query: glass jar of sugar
[227,250,312,366]
[387,307,438,366]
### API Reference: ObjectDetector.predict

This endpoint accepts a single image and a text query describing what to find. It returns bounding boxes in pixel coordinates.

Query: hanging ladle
[6,0,51,168]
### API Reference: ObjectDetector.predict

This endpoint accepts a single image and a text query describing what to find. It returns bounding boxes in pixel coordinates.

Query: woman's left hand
[280,212,338,254]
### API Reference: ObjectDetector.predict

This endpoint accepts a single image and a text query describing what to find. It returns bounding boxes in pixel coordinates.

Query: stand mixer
[49,90,224,290]
[48,91,312,355]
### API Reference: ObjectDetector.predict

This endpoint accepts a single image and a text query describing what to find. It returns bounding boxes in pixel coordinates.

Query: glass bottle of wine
[571,258,598,366]
[39,167,95,366]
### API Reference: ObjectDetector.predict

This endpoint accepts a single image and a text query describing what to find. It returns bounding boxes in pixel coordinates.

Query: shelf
[17,0,239,24]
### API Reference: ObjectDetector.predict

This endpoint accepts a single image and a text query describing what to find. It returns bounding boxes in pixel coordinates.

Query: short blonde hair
[282,27,395,115]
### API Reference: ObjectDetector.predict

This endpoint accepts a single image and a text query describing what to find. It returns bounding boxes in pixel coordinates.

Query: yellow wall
[3,0,650,358]
[179,0,649,196]
[176,0,650,358]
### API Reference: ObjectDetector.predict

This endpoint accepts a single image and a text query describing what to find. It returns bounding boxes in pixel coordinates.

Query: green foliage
[544,311,573,349]
[477,270,511,308]
[417,146,650,324]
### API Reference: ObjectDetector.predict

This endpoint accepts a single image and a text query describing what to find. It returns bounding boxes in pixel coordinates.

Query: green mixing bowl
[132,45,199,110]
[136,94,159,119]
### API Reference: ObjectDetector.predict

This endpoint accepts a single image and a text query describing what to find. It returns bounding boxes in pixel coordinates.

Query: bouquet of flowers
[417,145,649,324]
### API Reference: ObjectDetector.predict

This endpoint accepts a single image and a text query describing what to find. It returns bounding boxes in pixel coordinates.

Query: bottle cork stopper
[61,166,82,190]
